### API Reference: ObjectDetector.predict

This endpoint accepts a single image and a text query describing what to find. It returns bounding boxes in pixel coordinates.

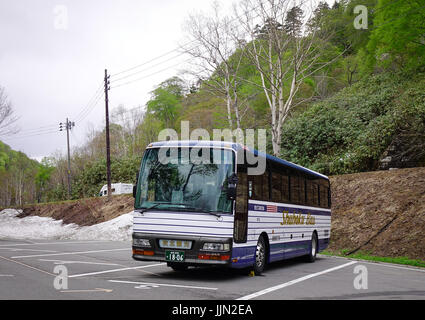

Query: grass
[321,250,425,268]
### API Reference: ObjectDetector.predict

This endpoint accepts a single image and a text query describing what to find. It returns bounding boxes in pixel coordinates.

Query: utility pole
[59,118,75,199]
[104,69,112,201]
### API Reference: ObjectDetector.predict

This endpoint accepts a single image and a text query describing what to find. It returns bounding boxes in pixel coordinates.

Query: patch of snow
[0,209,133,241]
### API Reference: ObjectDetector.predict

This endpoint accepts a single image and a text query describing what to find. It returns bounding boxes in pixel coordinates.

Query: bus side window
[290,175,300,204]
[319,180,329,208]
[281,174,289,202]
[263,171,270,201]
[306,179,318,207]
[236,171,247,214]
[251,174,263,200]
[271,171,282,203]
[313,181,319,206]
[299,177,306,205]
[328,185,332,208]
[234,169,248,243]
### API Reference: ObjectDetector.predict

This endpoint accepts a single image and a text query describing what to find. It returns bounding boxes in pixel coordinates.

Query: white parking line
[0,248,57,253]
[69,263,166,278]
[39,259,120,266]
[237,261,357,300]
[0,241,111,247]
[109,279,218,291]
[0,255,55,276]
[11,248,128,259]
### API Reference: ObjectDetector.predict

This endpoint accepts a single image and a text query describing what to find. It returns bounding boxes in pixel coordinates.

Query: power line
[110,58,193,89]
[1,129,59,140]
[109,0,277,80]
[110,105,144,119]
[74,82,104,122]
[109,1,328,90]
[0,124,58,137]
[75,90,104,123]
[110,52,188,84]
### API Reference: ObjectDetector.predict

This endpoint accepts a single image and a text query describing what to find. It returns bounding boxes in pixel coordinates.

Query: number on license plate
[165,250,185,262]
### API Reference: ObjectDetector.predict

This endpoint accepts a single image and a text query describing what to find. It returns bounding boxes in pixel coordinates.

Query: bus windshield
[136,147,235,214]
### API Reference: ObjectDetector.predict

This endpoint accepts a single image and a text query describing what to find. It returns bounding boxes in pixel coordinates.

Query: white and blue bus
[132,140,331,274]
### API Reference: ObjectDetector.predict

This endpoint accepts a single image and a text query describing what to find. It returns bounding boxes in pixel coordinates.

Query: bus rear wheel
[253,236,267,275]
[305,233,318,263]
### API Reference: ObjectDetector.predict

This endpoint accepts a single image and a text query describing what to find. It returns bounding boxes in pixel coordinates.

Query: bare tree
[0,86,19,136]
[182,2,245,130]
[111,104,144,157]
[234,0,344,156]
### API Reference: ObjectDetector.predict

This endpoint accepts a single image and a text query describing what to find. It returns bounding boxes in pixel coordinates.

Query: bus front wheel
[253,236,267,275]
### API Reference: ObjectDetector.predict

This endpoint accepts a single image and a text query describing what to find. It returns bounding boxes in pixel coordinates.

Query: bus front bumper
[132,232,233,266]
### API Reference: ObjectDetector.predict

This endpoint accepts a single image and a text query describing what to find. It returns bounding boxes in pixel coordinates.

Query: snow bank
[0,209,133,241]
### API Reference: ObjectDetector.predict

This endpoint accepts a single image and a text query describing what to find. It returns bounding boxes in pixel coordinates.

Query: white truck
[99,183,133,197]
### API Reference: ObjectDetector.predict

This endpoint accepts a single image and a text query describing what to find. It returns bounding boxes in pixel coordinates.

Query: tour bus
[132,140,331,274]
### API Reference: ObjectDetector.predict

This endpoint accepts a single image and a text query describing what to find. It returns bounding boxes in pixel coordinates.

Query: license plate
[165,250,185,262]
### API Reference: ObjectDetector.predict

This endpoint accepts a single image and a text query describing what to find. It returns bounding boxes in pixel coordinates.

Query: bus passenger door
[234,169,248,243]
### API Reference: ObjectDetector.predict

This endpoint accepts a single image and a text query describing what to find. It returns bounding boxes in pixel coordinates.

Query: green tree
[366,0,425,71]
[146,77,185,128]
[284,6,303,37]
[35,158,55,203]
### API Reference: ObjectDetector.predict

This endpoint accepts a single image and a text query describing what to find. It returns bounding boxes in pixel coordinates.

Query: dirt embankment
[328,167,425,261]
[18,194,134,226]
[13,167,425,260]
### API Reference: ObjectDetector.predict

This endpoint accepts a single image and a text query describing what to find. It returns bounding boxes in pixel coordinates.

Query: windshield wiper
[137,202,189,214]
[180,206,222,218]
[138,203,166,214]
[138,202,223,217]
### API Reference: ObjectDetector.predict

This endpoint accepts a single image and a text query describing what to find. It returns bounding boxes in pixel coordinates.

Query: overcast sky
[0,0,228,161]
[0,0,333,161]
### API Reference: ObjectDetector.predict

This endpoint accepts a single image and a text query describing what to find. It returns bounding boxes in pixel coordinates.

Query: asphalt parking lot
[0,239,424,300]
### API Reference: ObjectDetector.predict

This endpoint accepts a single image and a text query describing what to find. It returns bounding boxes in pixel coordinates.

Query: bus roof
[147,140,328,180]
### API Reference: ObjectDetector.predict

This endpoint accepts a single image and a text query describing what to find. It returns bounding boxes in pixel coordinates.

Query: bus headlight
[202,243,230,251]
[133,238,151,247]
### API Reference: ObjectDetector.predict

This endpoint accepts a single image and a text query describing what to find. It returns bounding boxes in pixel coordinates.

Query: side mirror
[227,173,238,200]
[133,170,139,198]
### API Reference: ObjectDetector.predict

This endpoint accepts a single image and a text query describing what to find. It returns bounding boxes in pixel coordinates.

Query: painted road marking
[237,261,357,300]
[0,255,55,276]
[109,279,218,291]
[60,288,113,293]
[0,241,113,247]
[39,259,120,266]
[11,248,128,259]
[0,274,15,277]
[69,263,166,278]
[0,248,57,253]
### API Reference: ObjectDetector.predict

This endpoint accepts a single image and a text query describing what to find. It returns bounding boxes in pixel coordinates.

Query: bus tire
[305,232,318,263]
[253,236,267,275]
[168,263,188,272]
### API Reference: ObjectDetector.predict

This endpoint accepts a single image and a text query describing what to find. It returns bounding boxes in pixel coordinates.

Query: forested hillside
[0,141,40,206]
[0,0,424,205]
